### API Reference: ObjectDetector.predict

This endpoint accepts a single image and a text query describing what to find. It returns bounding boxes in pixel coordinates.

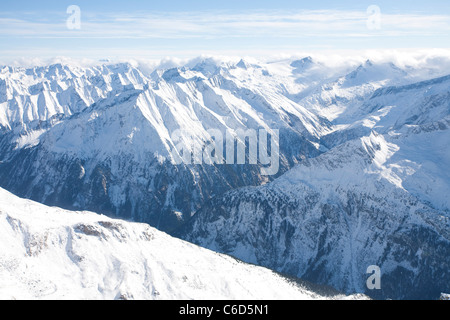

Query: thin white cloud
[0,9,449,39]
[4,49,450,72]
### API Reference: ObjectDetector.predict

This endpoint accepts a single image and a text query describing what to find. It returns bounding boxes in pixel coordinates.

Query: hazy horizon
[1,0,450,62]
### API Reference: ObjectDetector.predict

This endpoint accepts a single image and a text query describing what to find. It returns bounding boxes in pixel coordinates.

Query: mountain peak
[290,56,314,69]
[364,59,374,67]
[191,58,223,76]
[236,59,250,70]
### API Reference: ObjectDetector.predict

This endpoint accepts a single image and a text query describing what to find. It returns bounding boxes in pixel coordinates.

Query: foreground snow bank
[0,188,366,300]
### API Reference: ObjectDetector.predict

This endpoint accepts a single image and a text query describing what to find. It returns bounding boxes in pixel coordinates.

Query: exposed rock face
[177,64,450,300]
[179,133,450,300]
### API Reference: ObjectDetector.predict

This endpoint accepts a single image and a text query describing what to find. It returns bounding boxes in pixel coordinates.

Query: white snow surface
[0,187,366,300]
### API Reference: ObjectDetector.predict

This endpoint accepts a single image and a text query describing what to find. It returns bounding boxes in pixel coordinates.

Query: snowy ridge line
[370,73,450,98]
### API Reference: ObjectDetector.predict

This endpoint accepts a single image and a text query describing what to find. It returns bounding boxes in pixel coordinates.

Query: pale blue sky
[1,0,450,62]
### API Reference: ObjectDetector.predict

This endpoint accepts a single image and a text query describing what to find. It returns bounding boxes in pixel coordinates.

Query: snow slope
[0,187,366,300]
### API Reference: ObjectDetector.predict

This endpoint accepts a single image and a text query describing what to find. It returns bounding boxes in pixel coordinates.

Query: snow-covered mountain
[179,131,450,300]
[0,187,367,300]
[0,59,330,232]
[1,56,449,299]
[0,63,147,132]
[177,59,450,300]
